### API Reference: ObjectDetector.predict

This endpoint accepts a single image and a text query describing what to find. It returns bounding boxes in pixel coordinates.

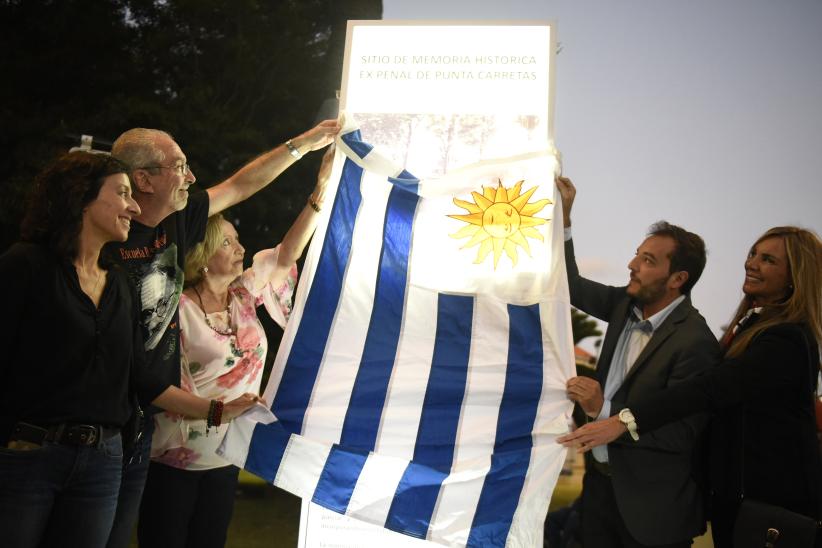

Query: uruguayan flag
[221,127,574,547]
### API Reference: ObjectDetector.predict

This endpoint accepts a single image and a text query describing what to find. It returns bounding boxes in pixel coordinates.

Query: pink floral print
[151,245,296,471]
[155,447,201,469]
[235,326,261,352]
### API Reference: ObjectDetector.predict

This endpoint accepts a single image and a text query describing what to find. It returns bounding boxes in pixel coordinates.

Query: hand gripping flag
[221,127,575,547]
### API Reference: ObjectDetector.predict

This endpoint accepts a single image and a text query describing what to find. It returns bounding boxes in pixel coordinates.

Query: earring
[202,266,209,274]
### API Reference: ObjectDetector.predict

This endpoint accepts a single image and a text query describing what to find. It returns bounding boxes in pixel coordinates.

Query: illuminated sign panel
[342,24,552,117]
[340,21,555,178]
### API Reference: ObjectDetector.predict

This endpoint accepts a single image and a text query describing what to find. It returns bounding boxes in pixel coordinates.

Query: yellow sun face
[448,179,552,269]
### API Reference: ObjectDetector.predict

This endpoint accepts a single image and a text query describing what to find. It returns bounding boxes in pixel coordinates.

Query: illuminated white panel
[341,23,552,119]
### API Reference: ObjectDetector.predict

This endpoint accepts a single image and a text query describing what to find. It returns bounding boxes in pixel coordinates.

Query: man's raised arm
[207,119,340,215]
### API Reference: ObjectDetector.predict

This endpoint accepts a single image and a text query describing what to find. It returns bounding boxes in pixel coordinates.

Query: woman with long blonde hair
[560,226,822,547]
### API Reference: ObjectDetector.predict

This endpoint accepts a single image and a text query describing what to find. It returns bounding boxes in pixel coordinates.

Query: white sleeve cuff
[595,399,611,421]
[564,227,572,241]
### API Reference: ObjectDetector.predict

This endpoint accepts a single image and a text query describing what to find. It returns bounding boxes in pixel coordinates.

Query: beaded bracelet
[212,400,224,427]
[206,400,214,435]
[206,399,225,435]
[206,400,215,434]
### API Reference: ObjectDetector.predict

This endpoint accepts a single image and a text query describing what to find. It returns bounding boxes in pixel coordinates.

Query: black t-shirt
[106,191,209,406]
[0,243,168,443]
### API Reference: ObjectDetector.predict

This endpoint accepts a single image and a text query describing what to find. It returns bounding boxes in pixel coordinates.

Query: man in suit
[557,176,719,547]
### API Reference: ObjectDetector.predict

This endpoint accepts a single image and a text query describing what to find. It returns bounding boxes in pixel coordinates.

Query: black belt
[590,458,611,477]
[11,422,119,447]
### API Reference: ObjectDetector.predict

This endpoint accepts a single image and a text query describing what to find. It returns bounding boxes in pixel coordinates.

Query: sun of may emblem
[448,179,552,269]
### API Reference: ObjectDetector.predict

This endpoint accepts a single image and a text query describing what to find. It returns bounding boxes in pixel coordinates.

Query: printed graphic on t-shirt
[138,245,184,350]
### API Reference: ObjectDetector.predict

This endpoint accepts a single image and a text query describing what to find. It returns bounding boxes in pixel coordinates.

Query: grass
[226,474,302,548]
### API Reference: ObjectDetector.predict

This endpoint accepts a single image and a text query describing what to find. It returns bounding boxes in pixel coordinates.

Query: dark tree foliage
[1,0,381,380]
[1,0,138,237]
[0,0,382,252]
[571,307,602,345]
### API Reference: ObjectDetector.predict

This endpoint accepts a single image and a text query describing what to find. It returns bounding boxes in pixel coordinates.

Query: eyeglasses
[138,162,191,176]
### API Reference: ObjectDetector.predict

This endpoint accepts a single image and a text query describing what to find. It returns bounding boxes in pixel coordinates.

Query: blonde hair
[184,214,226,287]
[111,128,173,171]
[725,226,822,366]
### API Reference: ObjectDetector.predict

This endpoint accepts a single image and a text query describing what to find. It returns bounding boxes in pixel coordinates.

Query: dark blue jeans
[106,417,154,548]
[0,433,123,548]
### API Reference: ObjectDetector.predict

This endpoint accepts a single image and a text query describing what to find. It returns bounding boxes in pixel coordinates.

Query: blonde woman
[139,146,334,548]
[560,226,822,547]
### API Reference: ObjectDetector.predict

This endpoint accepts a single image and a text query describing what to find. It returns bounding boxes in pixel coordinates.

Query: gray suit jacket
[566,238,720,545]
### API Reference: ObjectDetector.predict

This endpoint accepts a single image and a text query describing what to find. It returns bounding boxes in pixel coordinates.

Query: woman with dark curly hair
[0,151,260,548]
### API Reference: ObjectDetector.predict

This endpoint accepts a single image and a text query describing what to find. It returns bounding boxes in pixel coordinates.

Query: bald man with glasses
[105,120,339,548]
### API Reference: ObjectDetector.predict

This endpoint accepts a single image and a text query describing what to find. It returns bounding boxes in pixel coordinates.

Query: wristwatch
[285,139,303,159]
[618,408,640,441]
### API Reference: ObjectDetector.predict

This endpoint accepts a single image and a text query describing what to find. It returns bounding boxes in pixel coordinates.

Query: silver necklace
[76,264,104,297]
[193,285,235,336]
[91,269,103,294]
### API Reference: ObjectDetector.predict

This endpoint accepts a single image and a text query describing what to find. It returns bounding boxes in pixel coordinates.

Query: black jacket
[633,319,822,524]
[566,237,720,545]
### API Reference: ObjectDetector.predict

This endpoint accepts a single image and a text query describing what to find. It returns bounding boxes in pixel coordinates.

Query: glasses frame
[138,162,191,176]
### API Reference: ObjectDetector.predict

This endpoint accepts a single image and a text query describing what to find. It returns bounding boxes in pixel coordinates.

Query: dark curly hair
[20,151,130,260]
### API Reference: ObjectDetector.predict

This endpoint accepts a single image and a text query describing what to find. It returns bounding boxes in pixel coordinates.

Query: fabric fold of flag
[220,127,575,547]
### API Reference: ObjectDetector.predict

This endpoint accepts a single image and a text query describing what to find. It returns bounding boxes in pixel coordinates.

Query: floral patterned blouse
[151,246,297,470]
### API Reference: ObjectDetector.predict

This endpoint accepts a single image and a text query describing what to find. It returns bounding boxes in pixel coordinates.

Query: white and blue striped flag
[221,127,574,547]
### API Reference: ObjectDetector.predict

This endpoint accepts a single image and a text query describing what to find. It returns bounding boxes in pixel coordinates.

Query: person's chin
[115,220,131,241]
[107,229,129,243]
[175,190,189,209]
